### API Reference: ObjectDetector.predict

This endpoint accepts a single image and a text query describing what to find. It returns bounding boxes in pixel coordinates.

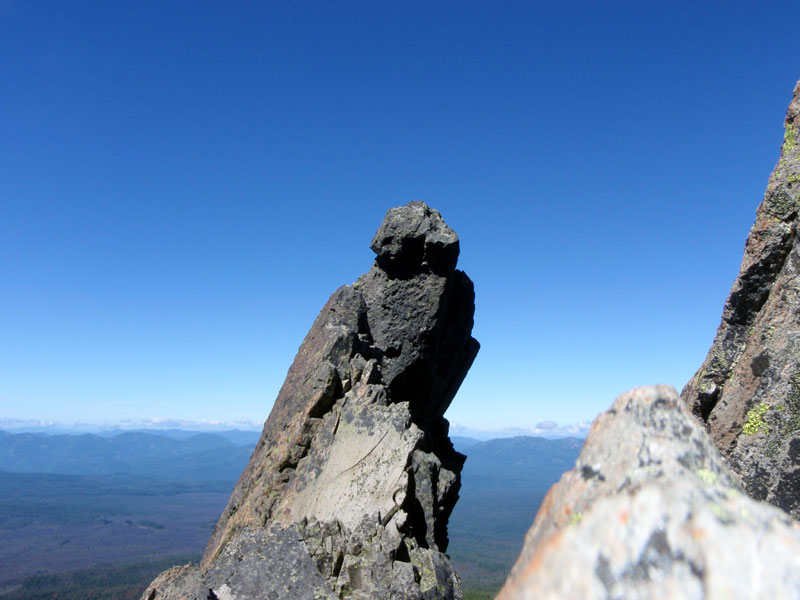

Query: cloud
[450,420,592,440]
[0,417,58,428]
[0,416,263,433]
[119,417,263,431]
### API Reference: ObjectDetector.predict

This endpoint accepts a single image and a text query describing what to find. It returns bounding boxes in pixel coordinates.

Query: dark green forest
[0,431,581,598]
[1,555,199,600]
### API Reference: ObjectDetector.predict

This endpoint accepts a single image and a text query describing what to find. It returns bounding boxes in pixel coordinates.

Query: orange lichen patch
[535,485,558,520]
[782,534,800,548]
[520,528,567,579]
[558,499,585,529]
[586,417,605,438]
[690,526,707,542]
[618,509,629,525]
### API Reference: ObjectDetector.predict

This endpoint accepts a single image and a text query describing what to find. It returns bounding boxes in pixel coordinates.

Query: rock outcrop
[681,80,800,519]
[497,385,800,599]
[142,201,479,600]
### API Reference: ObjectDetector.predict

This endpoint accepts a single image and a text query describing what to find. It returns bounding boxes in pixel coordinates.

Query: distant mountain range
[456,435,583,484]
[0,428,581,488]
[1,417,592,441]
[93,428,262,446]
[0,429,258,481]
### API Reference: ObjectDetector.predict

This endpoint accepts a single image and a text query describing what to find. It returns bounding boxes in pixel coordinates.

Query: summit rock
[141,201,479,600]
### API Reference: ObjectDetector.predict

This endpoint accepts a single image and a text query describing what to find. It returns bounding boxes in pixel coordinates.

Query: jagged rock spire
[142,201,479,600]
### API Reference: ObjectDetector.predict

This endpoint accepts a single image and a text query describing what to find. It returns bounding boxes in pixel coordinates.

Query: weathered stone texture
[142,527,338,600]
[682,80,800,519]
[141,201,478,600]
[497,386,800,600]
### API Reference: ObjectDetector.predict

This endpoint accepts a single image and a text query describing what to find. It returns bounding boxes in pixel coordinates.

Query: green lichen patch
[709,502,733,524]
[784,123,798,155]
[765,188,796,217]
[765,435,783,460]
[763,374,800,458]
[705,348,730,377]
[785,371,800,434]
[742,402,769,436]
[695,468,717,485]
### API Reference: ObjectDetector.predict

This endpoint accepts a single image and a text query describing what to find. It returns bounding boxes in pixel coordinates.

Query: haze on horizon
[2,2,799,431]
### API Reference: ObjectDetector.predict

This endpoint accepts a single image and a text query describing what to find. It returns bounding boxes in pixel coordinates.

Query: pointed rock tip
[788,79,800,127]
[370,201,460,276]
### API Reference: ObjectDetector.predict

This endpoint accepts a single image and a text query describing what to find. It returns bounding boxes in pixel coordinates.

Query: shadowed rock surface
[141,201,479,600]
[497,386,800,599]
[682,80,800,519]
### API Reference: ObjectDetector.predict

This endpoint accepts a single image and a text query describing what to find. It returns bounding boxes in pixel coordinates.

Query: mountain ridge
[0,430,252,481]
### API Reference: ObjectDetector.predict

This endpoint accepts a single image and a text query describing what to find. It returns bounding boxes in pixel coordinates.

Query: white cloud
[450,420,591,440]
[0,416,262,433]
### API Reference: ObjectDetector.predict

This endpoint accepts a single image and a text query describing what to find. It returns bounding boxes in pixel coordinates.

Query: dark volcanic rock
[141,201,479,600]
[682,80,800,519]
[145,528,336,600]
[497,386,800,599]
[371,202,460,277]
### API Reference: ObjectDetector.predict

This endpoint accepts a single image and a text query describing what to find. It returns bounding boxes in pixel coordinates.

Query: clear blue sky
[1,1,798,432]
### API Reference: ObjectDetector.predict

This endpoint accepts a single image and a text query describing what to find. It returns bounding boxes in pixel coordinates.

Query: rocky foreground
[497,386,800,599]
[142,201,478,599]
[498,79,800,599]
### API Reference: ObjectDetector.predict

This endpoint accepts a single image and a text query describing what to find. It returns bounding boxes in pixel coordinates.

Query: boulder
[141,201,479,600]
[497,385,800,599]
[682,80,800,519]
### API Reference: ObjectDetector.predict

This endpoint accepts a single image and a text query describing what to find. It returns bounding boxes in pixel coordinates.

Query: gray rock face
[144,528,338,600]
[141,201,478,600]
[497,385,800,599]
[682,80,800,519]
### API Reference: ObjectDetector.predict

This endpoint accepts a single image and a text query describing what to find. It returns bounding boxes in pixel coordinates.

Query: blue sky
[1,1,799,432]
